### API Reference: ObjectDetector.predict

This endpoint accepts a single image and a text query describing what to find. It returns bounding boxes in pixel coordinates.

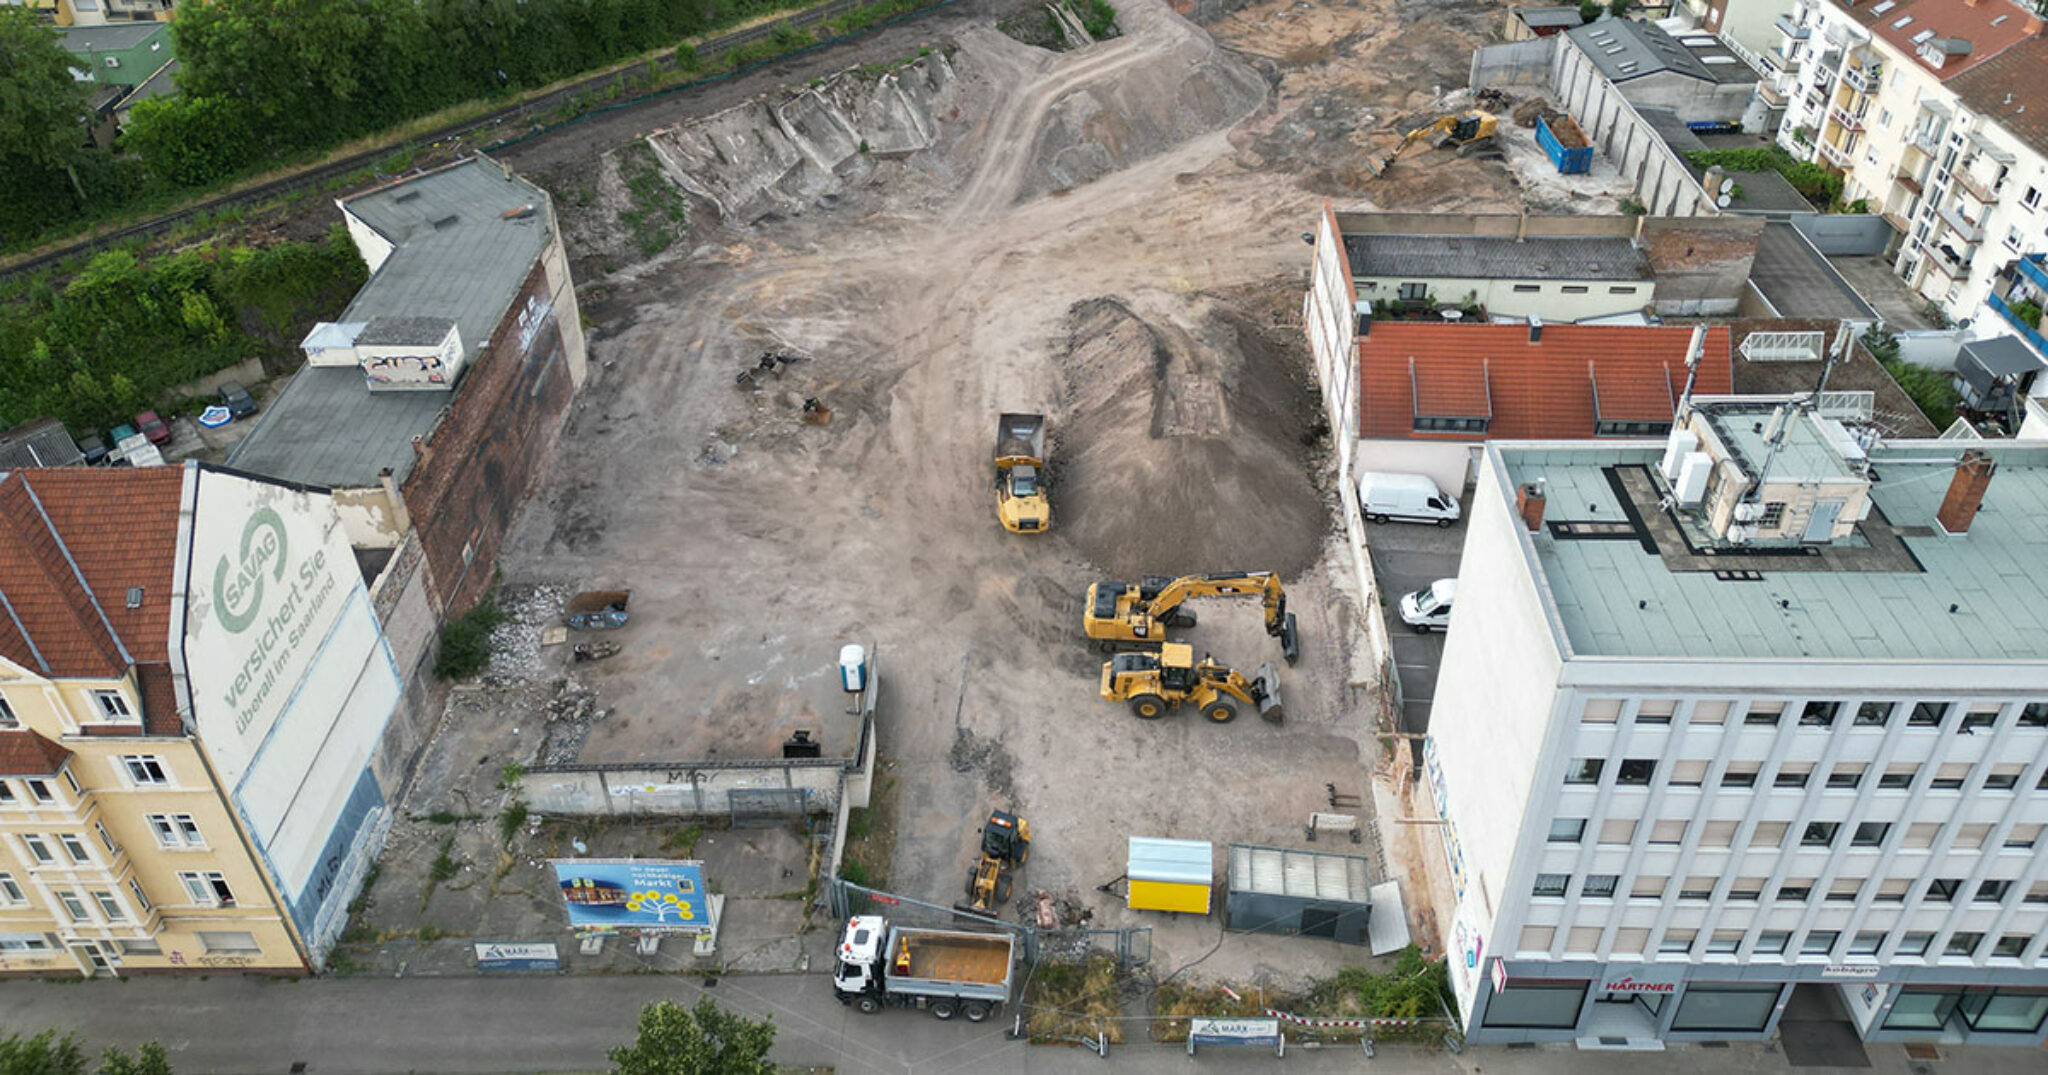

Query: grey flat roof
[1569,18,1714,81]
[1749,222,1876,320]
[1961,336,2046,378]
[1499,441,2048,661]
[1518,7,1585,28]
[357,316,456,347]
[0,419,83,469]
[57,23,167,52]
[1345,233,1651,282]
[225,367,448,488]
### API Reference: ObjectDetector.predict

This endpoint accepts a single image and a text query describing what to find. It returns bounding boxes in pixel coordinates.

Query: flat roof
[1345,233,1651,282]
[1519,7,1586,28]
[56,23,167,53]
[1701,402,1858,482]
[1497,440,2048,661]
[1749,222,1877,321]
[225,367,448,488]
[1567,17,1752,83]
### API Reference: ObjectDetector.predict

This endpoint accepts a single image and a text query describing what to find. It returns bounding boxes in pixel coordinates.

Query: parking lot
[1365,509,1467,737]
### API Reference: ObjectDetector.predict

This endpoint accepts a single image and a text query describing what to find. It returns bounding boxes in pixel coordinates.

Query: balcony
[1776,14,1811,39]
[1829,105,1866,133]
[1841,62,1881,95]
[1988,291,2048,359]
[1882,211,1913,233]
[2018,252,2048,293]
[1892,168,1924,196]
[1906,128,1943,158]
[1818,139,1853,167]
[1930,241,1973,278]
[1951,168,1996,204]
[1757,82,1789,108]
[1939,203,1985,243]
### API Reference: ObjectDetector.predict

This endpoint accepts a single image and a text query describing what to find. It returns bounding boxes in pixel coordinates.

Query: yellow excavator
[1083,572,1300,663]
[1365,110,1501,177]
[1100,643,1285,724]
[957,810,1032,915]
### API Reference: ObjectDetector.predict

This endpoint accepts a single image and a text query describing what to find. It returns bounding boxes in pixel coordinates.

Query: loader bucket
[1254,662,1285,723]
[1279,612,1300,665]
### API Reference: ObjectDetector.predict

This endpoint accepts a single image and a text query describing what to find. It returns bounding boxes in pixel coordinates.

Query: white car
[1357,471,1460,527]
[1399,579,1457,633]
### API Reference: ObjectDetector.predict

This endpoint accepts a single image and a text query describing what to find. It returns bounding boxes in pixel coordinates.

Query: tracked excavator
[1083,571,1300,663]
[956,810,1032,916]
[1364,110,1501,177]
[1100,643,1285,724]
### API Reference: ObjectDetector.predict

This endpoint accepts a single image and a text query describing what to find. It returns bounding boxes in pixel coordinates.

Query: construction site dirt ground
[351,0,1542,989]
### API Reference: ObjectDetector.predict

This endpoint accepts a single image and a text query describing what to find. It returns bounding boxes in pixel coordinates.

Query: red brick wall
[401,260,575,617]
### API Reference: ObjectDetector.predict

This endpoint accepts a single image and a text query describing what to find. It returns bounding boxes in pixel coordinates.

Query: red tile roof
[0,468,183,682]
[1841,0,2038,82]
[1358,323,1733,440]
[0,729,73,777]
[1948,33,2048,161]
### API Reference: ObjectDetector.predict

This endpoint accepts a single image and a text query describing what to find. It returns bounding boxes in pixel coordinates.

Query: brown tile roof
[1359,323,1733,440]
[1947,33,2048,162]
[1840,0,2038,81]
[0,729,73,777]
[0,468,183,681]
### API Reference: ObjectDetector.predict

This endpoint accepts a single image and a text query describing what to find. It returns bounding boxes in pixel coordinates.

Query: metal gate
[729,788,809,827]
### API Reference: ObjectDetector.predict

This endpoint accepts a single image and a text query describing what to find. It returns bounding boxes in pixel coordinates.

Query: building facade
[1429,418,2048,1047]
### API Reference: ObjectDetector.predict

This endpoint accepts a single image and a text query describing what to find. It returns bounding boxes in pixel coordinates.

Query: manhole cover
[1904,1043,1941,1061]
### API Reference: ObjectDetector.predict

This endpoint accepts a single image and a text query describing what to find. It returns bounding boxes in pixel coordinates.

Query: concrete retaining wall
[524,760,849,818]
[1550,37,1716,218]
[165,356,265,401]
[1470,37,1557,91]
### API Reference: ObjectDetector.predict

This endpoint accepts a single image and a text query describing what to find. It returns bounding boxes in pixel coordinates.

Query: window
[0,781,12,804]
[1778,881,1813,903]
[0,696,15,727]
[1533,874,1570,898]
[1758,502,1787,529]
[1649,819,1686,845]
[1396,282,1427,301]
[1561,285,1590,295]
[1613,928,1649,954]
[93,823,114,854]
[1826,763,1864,789]
[1904,822,1941,848]
[1481,980,1588,1029]
[1671,982,1782,1031]
[2025,186,2043,210]
[24,779,52,805]
[118,939,160,958]
[1669,760,1708,786]
[1927,878,1963,902]
[147,814,203,849]
[2020,702,2048,727]
[1898,932,1935,956]
[1729,878,1765,901]
[1775,763,1812,789]
[1802,930,1839,956]
[1751,821,1789,848]
[1701,819,1738,847]
[1957,987,2048,1033]
[1958,823,1993,849]
[196,931,260,955]
[1548,818,1586,843]
[21,834,53,864]
[1802,822,1839,847]
[1799,701,1839,727]
[1827,877,1863,902]
[1960,706,1998,732]
[0,936,51,953]
[127,879,150,912]
[1852,821,1890,846]
[1599,818,1637,845]
[1984,764,2023,790]
[92,691,132,720]
[1931,762,1970,789]
[1722,761,1759,788]
[1583,874,1618,898]
[1850,931,1886,956]
[2005,823,2042,849]
[1564,759,1604,785]
[1616,759,1655,785]
[179,872,234,907]
[61,769,78,795]
[55,891,90,922]
[1690,700,1729,725]
[1632,875,1667,899]
[1660,929,1697,954]
[0,874,22,904]
[1511,284,1542,294]
[1992,935,2032,959]
[1565,927,1602,952]
[1744,702,1785,726]
[91,891,125,922]
[1636,699,1676,725]
[1518,925,1556,951]
[2005,226,2024,251]
[1909,701,1947,727]
[1413,415,1490,434]
[1581,699,1621,724]
[1945,932,1984,958]
[1874,878,1910,903]
[1680,876,1716,900]
[1608,286,1638,295]
[120,756,168,785]
[58,834,89,863]
[1756,931,1791,955]
[1976,879,2012,904]
[1879,763,1917,789]
[1853,701,1894,726]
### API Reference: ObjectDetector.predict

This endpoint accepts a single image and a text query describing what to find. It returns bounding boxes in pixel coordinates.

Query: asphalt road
[1364,514,1464,737]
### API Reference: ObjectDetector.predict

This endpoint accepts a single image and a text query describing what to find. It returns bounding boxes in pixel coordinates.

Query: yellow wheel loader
[957,810,1032,916]
[1099,643,1285,724]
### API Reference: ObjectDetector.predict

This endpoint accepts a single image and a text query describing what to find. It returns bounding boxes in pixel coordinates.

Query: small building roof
[1344,233,1651,283]
[1748,222,1878,321]
[1127,836,1213,885]
[1517,6,1586,29]
[55,22,168,54]
[0,418,84,469]
[1959,335,2047,380]
[1227,843,1372,905]
[226,366,449,488]
[356,315,458,347]
[0,730,73,778]
[1567,17,1737,82]
[1359,323,1733,440]
[115,59,181,113]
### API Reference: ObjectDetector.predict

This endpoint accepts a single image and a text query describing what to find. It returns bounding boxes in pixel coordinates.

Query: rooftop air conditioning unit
[1661,429,1700,481]
[1675,452,1713,506]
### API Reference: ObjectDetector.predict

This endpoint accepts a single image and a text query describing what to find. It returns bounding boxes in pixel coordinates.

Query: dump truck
[833,915,1017,1021]
[994,413,1050,533]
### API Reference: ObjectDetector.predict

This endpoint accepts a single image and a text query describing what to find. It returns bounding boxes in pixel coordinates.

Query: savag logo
[214,507,288,633]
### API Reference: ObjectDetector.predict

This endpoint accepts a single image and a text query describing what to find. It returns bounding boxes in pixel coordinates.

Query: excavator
[1100,642,1285,724]
[957,810,1032,916]
[1083,571,1300,663]
[1365,110,1501,177]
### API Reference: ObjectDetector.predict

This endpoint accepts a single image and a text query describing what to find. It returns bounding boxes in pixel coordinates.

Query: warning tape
[1264,1009,1421,1029]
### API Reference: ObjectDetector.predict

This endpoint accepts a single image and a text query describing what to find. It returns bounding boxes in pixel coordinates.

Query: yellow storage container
[1125,836,1214,915]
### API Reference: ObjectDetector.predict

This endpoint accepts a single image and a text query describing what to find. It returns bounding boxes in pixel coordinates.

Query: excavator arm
[1142,572,1300,663]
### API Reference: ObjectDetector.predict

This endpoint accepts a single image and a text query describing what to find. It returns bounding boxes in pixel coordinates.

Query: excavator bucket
[1254,661,1285,723]
[1279,612,1300,665]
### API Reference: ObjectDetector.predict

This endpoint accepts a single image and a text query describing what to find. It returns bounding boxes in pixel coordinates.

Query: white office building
[1427,399,2048,1047]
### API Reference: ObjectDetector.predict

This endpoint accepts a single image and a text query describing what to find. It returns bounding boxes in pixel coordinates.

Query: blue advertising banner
[551,859,710,933]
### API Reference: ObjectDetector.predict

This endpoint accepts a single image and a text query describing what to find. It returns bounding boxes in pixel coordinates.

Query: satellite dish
[1718,193,1734,208]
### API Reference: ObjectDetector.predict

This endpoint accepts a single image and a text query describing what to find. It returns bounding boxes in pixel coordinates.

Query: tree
[1606,0,1630,16]
[95,1045,172,1075]
[607,999,775,1075]
[1577,0,1602,24]
[120,95,260,188]
[0,9,97,241]
[0,1032,171,1075]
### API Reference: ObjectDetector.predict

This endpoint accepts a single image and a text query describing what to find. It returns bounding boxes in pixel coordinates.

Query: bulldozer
[1100,643,1285,724]
[1365,110,1501,177]
[1083,571,1300,663]
[957,810,1032,916]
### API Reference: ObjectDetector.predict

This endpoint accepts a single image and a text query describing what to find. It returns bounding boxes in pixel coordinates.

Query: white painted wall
[1356,438,1473,496]
[1354,275,1654,322]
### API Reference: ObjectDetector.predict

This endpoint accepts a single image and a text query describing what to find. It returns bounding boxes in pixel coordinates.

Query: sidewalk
[0,972,2036,1074]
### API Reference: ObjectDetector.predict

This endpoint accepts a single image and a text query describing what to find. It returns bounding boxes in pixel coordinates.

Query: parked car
[76,431,109,465]
[1357,471,1460,527]
[109,423,138,445]
[135,410,171,446]
[219,381,257,419]
[1399,578,1458,633]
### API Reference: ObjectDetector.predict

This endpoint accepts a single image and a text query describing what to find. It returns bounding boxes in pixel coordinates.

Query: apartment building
[1428,408,2048,1047]
[1764,0,2048,321]
[1,464,402,976]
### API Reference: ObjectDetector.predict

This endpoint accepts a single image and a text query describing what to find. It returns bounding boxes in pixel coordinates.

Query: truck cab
[995,413,1050,533]
[833,915,886,1010]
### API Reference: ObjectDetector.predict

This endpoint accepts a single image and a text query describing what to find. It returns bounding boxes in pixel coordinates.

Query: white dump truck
[832,915,1016,1021]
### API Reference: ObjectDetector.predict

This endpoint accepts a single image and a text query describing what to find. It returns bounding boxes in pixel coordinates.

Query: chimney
[1936,450,1996,534]
[1964,0,1980,7]
[1529,315,1544,343]
[2028,15,2045,36]
[1517,482,1548,532]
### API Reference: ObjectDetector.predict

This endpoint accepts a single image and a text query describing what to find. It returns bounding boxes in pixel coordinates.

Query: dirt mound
[1054,293,1327,581]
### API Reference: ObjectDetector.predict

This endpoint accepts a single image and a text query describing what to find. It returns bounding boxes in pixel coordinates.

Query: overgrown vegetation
[1863,326,1960,428]
[617,143,691,257]
[1079,0,1119,38]
[434,599,508,681]
[0,1031,174,1075]
[1685,147,1843,209]
[835,770,897,891]
[498,762,531,846]
[666,824,705,856]
[1022,956,1126,1044]
[2008,298,2042,330]
[0,226,365,432]
[1302,945,1453,1040]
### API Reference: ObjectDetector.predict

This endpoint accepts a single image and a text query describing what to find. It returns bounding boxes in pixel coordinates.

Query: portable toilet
[1125,837,1214,914]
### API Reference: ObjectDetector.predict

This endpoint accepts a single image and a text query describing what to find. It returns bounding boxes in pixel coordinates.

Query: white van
[1357,471,1460,527]
[1399,579,1457,633]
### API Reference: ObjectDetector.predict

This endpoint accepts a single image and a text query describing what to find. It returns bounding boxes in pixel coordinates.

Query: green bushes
[1685,147,1843,209]
[2009,298,2043,329]
[1864,327,1960,428]
[434,599,508,681]
[1080,0,1118,38]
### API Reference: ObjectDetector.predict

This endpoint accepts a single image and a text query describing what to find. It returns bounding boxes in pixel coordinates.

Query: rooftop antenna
[1675,323,1707,422]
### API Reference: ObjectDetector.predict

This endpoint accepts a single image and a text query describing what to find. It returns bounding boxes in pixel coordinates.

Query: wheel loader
[957,810,1032,916]
[1099,643,1285,724]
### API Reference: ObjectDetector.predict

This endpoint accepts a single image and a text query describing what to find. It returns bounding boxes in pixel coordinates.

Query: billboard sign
[474,942,561,972]
[1188,1018,1282,1047]
[552,859,710,934]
